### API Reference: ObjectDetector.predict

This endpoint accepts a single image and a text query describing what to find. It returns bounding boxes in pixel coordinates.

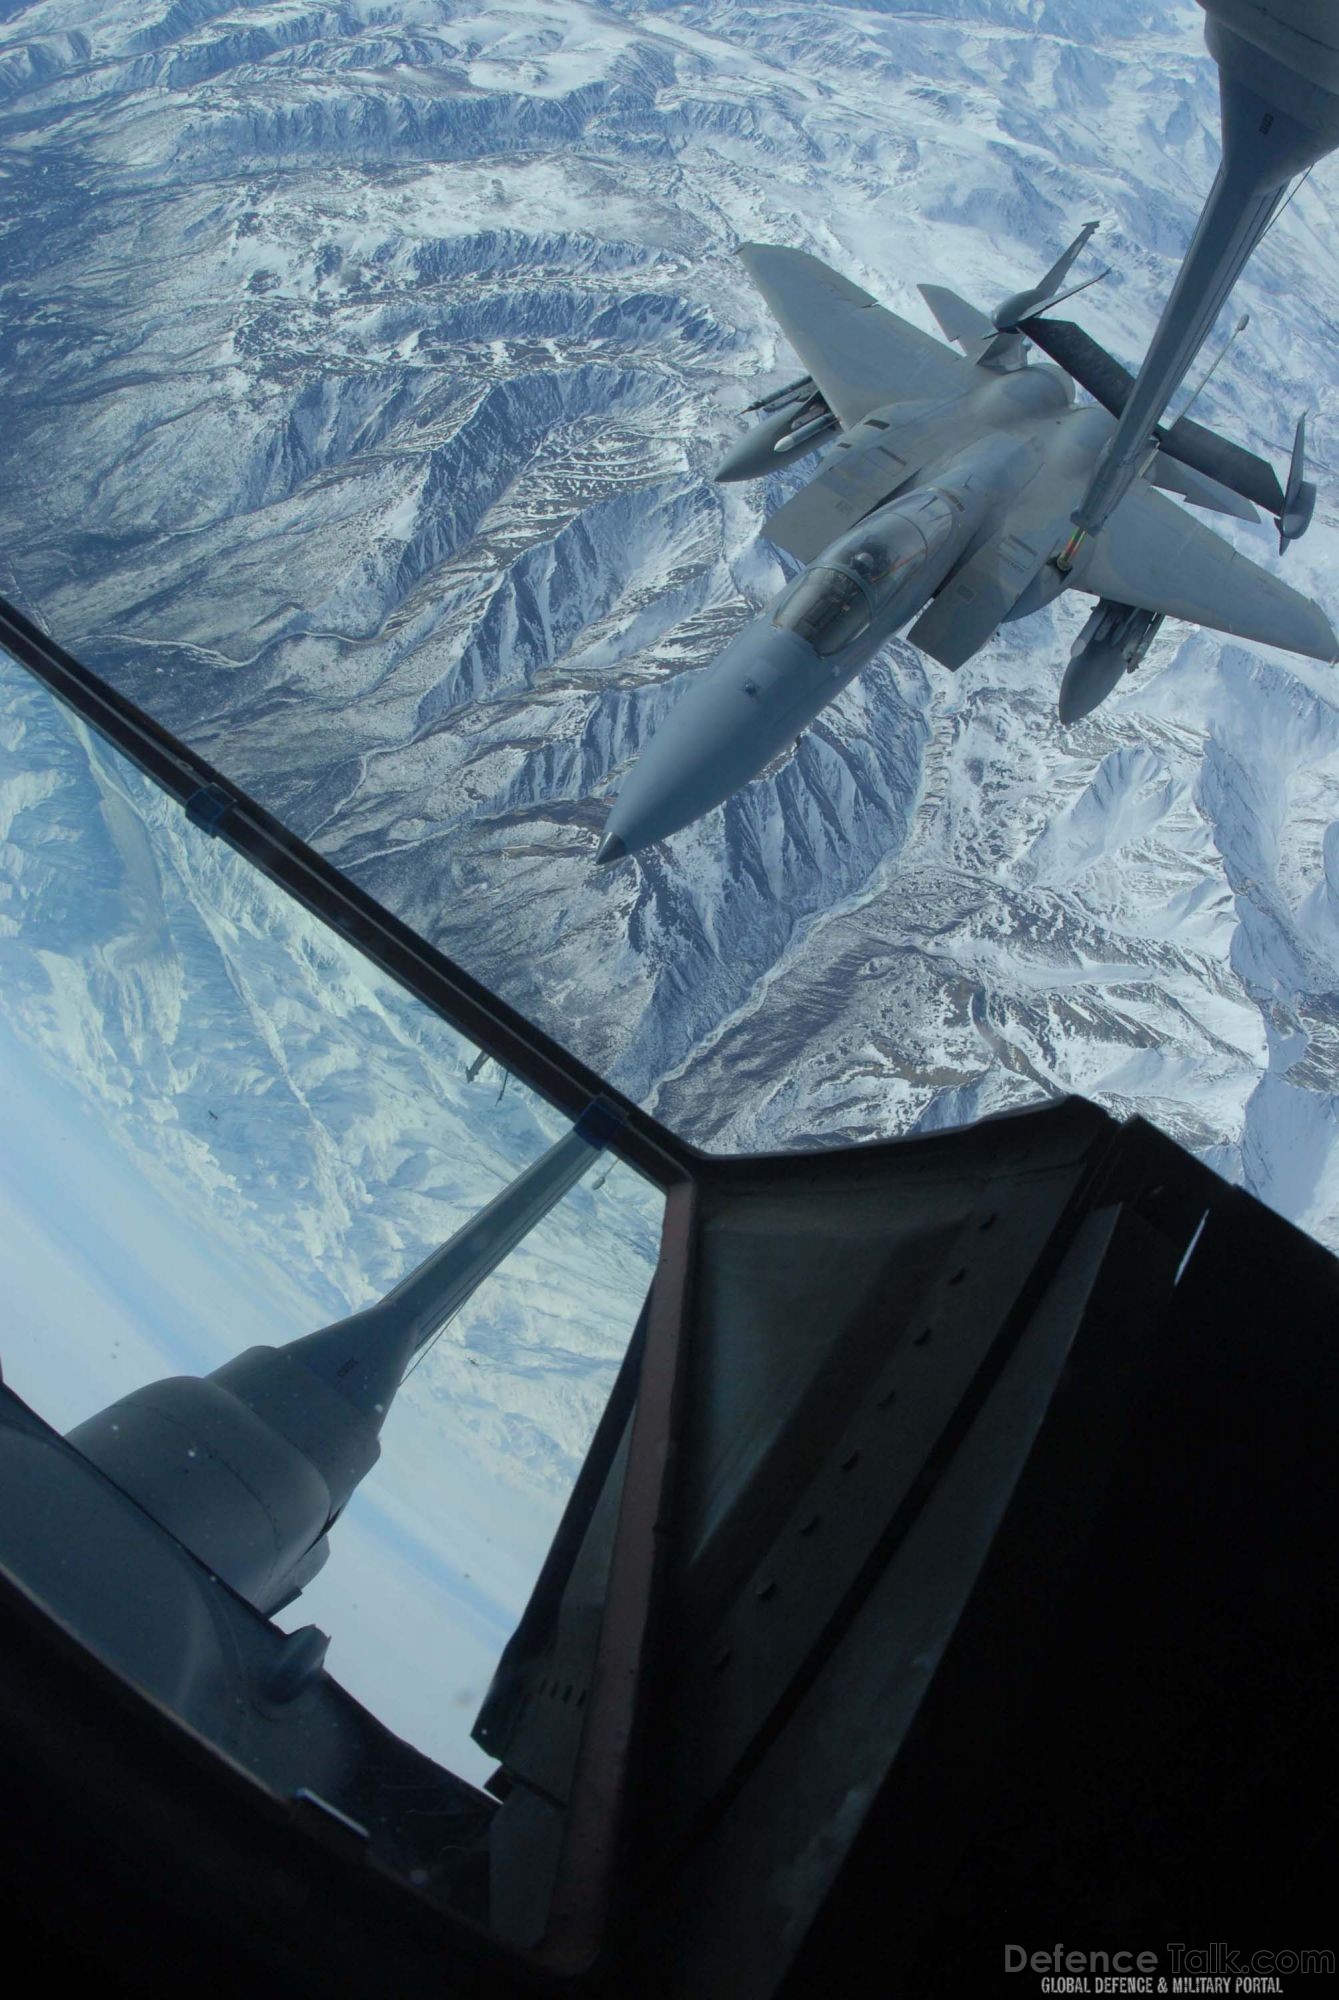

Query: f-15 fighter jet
[595,230,1334,865]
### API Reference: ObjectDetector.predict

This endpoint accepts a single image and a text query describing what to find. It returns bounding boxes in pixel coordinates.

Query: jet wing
[1073,482,1336,662]
[759,410,938,562]
[1021,314,1286,518]
[739,243,969,430]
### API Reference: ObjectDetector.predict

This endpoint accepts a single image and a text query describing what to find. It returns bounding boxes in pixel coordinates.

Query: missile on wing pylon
[714,376,838,482]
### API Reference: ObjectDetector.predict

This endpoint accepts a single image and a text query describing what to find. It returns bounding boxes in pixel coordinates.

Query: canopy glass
[0,645,663,1784]
[0,8,1333,1246]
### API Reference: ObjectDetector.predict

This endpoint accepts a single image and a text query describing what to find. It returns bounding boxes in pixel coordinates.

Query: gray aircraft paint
[67,1117,609,1614]
[1074,0,1339,538]
[596,241,1335,864]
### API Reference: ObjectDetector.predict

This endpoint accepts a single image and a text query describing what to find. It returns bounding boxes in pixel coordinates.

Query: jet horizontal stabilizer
[1021,314,1286,518]
[1150,453,1260,523]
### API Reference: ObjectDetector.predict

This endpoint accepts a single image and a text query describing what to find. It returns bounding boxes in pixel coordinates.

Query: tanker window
[0,643,665,1798]
[773,568,872,657]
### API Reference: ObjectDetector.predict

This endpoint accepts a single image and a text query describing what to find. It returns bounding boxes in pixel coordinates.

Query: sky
[0,1006,556,1785]
[0,655,659,1787]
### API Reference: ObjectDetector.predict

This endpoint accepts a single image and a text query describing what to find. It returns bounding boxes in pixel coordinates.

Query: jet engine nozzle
[1058,600,1164,723]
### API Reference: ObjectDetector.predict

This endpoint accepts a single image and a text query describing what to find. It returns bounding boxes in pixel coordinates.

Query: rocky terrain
[2,0,1337,1768]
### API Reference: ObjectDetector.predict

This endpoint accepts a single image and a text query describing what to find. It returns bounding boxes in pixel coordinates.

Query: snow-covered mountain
[2,0,1337,1784]
[1,0,1338,1697]
[0,642,662,1778]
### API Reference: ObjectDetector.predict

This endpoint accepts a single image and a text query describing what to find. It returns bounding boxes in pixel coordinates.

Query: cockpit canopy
[772,566,872,656]
[771,491,959,658]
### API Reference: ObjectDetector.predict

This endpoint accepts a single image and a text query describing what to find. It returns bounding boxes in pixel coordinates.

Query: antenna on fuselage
[1172,312,1250,427]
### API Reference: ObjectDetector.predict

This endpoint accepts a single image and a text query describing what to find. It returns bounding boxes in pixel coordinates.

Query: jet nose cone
[595,831,629,867]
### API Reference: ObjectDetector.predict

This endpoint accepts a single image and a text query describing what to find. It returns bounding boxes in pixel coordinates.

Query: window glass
[772,567,872,657]
[825,494,958,606]
[0,648,664,1786]
[0,4,1333,1254]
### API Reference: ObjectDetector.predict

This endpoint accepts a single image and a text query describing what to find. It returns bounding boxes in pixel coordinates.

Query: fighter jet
[594,230,1335,866]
